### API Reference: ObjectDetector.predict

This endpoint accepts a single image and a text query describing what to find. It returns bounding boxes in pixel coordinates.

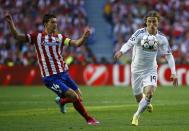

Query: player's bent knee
[146,89,154,99]
[75,89,83,101]
[65,89,79,102]
[146,93,152,102]
[70,94,78,102]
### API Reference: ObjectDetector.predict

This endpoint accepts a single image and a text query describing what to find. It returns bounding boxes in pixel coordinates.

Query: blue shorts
[42,71,79,97]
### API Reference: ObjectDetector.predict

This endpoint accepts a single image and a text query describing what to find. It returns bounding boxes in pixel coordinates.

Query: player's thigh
[131,72,143,95]
[60,71,79,91]
[144,85,156,96]
[60,72,82,99]
[42,75,69,97]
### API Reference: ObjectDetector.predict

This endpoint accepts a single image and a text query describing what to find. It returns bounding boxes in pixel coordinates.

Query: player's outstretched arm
[114,40,134,61]
[70,27,91,47]
[5,13,28,42]
[165,54,178,87]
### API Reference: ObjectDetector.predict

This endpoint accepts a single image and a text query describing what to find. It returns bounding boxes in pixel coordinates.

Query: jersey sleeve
[128,30,141,45]
[120,30,140,53]
[158,36,172,55]
[26,32,38,45]
[62,34,71,46]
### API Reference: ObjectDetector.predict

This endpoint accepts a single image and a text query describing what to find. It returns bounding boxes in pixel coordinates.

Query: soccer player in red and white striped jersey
[5,13,99,125]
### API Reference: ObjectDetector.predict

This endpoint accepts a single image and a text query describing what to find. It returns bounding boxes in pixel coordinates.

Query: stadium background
[0,0,189,86]
[0,0,189,131]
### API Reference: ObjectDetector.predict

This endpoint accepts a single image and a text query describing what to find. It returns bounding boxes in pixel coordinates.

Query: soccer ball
[141,35,158,50]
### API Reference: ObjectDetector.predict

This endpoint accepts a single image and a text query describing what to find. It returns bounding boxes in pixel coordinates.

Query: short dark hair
[42,14,56,26]
[144,10,160,22]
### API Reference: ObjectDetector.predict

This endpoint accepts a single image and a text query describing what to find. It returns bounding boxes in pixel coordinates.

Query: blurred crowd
[0,0,97,66]
[104,0,189,64]
[1,0,189,66]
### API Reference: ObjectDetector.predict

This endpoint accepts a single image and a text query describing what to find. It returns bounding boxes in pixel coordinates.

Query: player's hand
[4,12,13,24]
[114,51,123,61]
[83,27,91,38]
[170,74,178,87]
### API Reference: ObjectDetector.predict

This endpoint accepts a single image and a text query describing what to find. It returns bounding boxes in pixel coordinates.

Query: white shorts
[131,70,157,95]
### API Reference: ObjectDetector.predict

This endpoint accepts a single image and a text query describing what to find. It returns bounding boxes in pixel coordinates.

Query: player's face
[146,17,159,34]
[46,18,57,33]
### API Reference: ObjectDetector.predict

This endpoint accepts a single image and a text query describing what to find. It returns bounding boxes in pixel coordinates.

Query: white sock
[135,97,149,117]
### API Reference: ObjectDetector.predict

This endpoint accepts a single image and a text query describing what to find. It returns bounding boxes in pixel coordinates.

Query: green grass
[0,86,189,131]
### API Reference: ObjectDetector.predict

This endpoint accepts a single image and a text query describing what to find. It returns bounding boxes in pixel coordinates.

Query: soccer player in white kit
[114,10,178,126]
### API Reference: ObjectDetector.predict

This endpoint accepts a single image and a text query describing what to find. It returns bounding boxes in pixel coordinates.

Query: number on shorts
[51,84,60,92]
[150,76,156,82]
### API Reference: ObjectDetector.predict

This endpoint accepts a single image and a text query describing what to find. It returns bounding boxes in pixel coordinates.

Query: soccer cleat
[55,96,67,113]
[146,104,153,112]
[87,117,100,125]
[131,114,139,126]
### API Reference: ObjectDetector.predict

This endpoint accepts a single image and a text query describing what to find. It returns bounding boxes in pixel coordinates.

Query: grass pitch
[0,86,189,131]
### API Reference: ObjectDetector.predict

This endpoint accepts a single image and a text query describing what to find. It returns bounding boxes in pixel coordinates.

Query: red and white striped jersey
[26,32,71,77]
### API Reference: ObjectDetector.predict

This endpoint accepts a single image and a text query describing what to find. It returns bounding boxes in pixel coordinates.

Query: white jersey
[120,28,171,73]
